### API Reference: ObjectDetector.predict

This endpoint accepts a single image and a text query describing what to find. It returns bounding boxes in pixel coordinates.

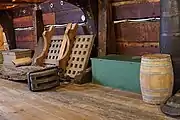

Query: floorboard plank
[0,87,101,120]
[0,79,176,120]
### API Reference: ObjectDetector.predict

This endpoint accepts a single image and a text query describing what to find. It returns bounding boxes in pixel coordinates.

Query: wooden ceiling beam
[0,0,46,10]
[0,0,46,4]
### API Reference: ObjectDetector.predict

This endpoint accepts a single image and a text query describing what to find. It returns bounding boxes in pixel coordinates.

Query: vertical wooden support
[98,0,116,56]
[0,25,9,50]
[0,10,16,49]
[59,23,78,70]
[34,26,55,66]
[32,4,44,46]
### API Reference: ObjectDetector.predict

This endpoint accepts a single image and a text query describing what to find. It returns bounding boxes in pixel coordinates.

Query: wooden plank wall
[13,0,160,56]
[12,0,85,50]
[112,0,160,56]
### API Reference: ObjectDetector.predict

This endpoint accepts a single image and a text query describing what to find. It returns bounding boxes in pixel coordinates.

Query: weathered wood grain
[15,30,33,42]
[112,0,160,4]
[98,0,116,56]
[116,41,160,55]
[115,21,159,42]
[12,1,80,18]
[15,27,85,42]
[0,79,175,120]
[34,26,55,66]
[112,2,160,20]
[13,13,55,28]
[13,9,83,28]
[13,16,32,28]
[15,26,85,50]
[32,9,44,46]
[43,13,55,25]
[59,23,78,70]
[16,41,35,49]
[12,0,85,50]
[112,0,160,55]
[12,5,33,18]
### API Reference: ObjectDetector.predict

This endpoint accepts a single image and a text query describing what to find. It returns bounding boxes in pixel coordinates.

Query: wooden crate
[2,49,32,65]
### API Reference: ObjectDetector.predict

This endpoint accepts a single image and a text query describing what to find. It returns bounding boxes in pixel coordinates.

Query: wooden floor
[0,79,176,120]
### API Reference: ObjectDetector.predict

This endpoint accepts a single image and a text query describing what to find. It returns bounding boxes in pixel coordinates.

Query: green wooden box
[91,55,141,93]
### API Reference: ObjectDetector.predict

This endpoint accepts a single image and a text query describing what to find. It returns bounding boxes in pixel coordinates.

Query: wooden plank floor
[0,79,176,120]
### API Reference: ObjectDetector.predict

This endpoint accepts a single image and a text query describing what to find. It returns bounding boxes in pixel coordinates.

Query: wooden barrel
[140,54,174,104]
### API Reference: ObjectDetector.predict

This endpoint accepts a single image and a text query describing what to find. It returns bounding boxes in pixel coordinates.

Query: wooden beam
[0,0,45,4]
[33,26,55,66]
[32,4,44,46]
[0,11,16,49]
[98,0,116,56]
[112,2,160,20]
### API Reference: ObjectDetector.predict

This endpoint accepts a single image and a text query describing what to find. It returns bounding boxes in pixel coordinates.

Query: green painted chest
[91,55,141,93]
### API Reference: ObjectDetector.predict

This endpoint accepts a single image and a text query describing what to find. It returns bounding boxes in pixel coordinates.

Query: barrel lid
[142,54,171,59]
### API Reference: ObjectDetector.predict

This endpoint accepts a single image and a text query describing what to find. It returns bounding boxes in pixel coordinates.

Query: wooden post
[98,0,116,56]
[0,10,16,49]
[32,4,44,46]
[34,26,55,66]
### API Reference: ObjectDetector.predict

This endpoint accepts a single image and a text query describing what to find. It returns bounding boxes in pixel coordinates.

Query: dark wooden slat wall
[14,12,56,49]
[112,0,160,56]
[13,0,85,50]
[13,16,32,28]
[13,13,55,28]
[13,0,160,55]
[112,2,160,20]
[115,21,159,42]
[0,11,16,49]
